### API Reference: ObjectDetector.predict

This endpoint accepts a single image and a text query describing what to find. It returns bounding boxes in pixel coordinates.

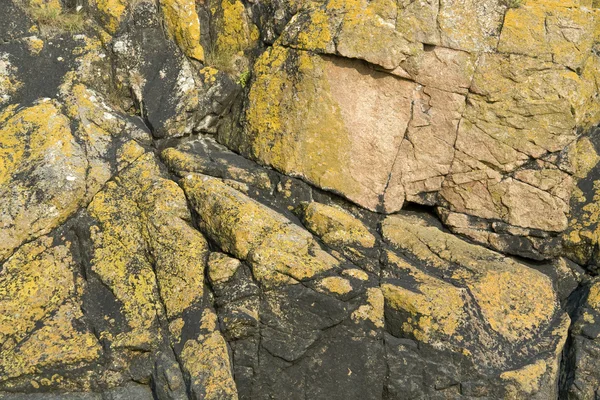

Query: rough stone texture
[224,0,600,244]
[1,0,600,399]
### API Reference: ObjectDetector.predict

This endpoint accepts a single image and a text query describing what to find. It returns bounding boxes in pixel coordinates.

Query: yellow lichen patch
[329,0,413,69]
[244,45,288,137]
[498,3,550,58]
[499,2,598,70]
[469,268,556,342]
[351,287,384,329]
[500,360,547,395]
[200,66,219,83]
[455,54,582,165]
[160,0,205,61]
[568,137,600,179]
[110,328,158,351]
[182,174,339,287]
[383,214,559,343]
[294,7,334,52]
[116,140,146,169]
[381,216,448,270]
[249,222,339,286]
[564,180,600,265]
[88,153,208,330]
[208,252,241,285]
[88,190,159,332]
[587,281,600,311]
[225,165,272,190]
[0,237,74,347]
[146,181,208,319]
[302,202,376,248]
[92,0,127,33]
[0,301,102,380]
[200,309,219,332]
[383,252,467,343]
[180,331,238,399]
[0,102,86,262]
[209,0,259,72]
[342,268,369,281]
[0,102,74,185]
[23,36,44,54]
[169,318,185,340]
[316,276,353,295]
[182,174,282,259]
[162,147,213,174]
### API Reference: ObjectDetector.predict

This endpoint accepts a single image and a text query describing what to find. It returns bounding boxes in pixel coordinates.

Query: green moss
[237,69,251,87]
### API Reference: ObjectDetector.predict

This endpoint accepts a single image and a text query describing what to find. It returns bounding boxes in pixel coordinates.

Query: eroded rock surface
[1,0,600,399]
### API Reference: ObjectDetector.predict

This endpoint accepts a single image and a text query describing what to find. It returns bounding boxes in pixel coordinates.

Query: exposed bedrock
[1,0,600,399]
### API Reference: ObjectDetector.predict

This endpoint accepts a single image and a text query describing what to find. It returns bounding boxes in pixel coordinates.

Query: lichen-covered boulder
[3,0,600,398]
[226,0,600,248]
[382,213,570,398]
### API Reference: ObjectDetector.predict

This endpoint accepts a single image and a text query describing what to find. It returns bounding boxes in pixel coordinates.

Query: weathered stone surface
[232,0,600,241]
[228,45,421,212]
[159,0,205,61]
[201,0,259,74]
[3,0,600,398]
[0,102,86,261]
[382,213,570,398]
[182,173,339,286]
[563,278,600,399]
[0,236,101,385]
[109,1,238,138]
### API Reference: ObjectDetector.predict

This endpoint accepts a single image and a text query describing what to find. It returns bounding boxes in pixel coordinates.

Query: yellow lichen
[0,302,101,380]
[181,331,238,399]
[160,0,205,61]
[317,276,353,295]
[209,0,259,72]
[0,237,74,347]
[88,153,208,333]
[208,252,241,284]
[383,252,467,343]
[200,309,219,332]
[93,0,126,33]
[200,66,219,83]
[182,174,339,287]
[169,318,185,340]
[302,202,376,248]
[500,360,547,395]
[383,214,558,343]
[499,2,597,70]
[564,180,600,264]
[295,8,333,52]
[342,268,369,281]
[23,36,44,54]
[0,102,86,261]
[351,287,385,329]
[587,281,600,311]
[116,140,146,169]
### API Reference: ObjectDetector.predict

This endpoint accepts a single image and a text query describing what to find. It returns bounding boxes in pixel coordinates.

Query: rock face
[1,0,600,399]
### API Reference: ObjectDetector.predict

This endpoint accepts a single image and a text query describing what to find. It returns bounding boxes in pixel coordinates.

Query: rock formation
[1,0,600,398]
